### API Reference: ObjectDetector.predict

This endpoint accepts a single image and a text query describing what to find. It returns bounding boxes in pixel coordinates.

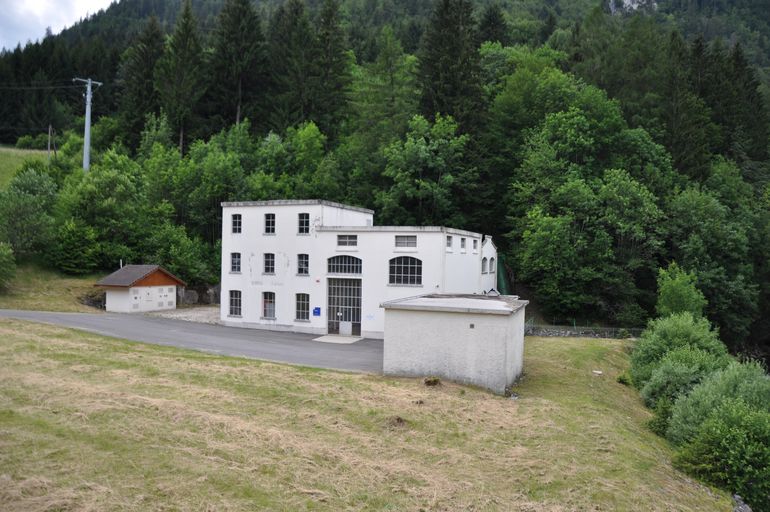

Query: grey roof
[95,264,186,287]
[220,199,374,215]
[381,293,528,316]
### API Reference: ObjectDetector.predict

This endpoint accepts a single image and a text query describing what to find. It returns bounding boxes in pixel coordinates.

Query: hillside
[0,318,731,510]
[0,146,46,188]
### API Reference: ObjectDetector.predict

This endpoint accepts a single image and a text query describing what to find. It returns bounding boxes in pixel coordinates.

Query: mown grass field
[0,264,102,313]
[0,145,47,188]
[0,319,730,511]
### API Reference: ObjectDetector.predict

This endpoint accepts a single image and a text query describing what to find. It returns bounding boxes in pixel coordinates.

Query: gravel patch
[148,306,220,325]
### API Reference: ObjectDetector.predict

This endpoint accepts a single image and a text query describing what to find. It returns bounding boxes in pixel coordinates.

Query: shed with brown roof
[96,265,186,313]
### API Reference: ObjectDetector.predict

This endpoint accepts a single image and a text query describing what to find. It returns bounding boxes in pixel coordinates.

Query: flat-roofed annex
[221,199,373,215]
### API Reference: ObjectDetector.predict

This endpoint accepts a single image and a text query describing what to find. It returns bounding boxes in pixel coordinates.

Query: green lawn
[0,319,730,511]
[0,145,47,188]
[0,264,103,313]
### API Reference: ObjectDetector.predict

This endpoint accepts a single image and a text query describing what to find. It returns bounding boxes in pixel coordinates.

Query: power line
[0,84,84,90]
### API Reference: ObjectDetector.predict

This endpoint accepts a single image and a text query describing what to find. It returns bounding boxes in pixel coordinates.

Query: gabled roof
[95,265,186,288]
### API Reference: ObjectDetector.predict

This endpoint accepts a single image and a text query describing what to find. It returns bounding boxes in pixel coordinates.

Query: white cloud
[0,0,115,51]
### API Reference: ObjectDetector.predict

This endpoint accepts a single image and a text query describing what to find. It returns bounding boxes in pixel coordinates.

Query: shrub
[667,361,770,445]
[47,219,98,275]
[674,400,770,511]
[630,313,726,388]
[640,346,731,408]
[656,262,707,318]
[146,222,214,286]
[0,242,16,290]
[15,133,49,150]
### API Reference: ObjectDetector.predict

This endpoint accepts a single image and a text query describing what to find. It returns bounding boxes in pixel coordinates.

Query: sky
[0,0,114,51]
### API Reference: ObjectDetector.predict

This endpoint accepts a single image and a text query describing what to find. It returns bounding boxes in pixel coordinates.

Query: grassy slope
[0,320,730,511]
[0,264,102,313]
[0,145,47,188]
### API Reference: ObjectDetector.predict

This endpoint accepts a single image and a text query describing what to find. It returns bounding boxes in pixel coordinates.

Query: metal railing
[525,319,643,339]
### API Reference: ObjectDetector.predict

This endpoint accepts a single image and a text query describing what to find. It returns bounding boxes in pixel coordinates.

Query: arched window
[328,255,362,274]
[389,256,422,285]
[482,257,488,273]
[489,257,496,273]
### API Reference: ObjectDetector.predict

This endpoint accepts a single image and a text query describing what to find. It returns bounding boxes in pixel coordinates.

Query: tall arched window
[489,257,496,273]
[389,256,422,285]
[328,255,362,274]
[482,257,488,273]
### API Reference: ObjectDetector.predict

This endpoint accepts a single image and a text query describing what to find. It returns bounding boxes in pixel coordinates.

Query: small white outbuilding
[96,264,186,313]
[381,293,528,394]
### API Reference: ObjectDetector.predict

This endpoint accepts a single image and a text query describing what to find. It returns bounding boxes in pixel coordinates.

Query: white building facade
[220,200,498,339]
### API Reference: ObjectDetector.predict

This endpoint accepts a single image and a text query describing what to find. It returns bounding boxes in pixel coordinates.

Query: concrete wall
[481,238,498,292]
[221,203,495,337]
[106,286,176,313]
[382,307,525,394]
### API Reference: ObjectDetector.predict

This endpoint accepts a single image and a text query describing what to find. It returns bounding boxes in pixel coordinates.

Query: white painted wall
[481,238,498,292]
[382,305,525,394]
[220,201,497,338]
[105,285,177,313]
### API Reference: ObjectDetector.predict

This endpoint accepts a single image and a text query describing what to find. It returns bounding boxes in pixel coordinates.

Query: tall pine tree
[267,0,318,132]
[118,16,164,151]
[418,0,483,132]
[154,0,205,154]
[209,0,266,129]
[314,0,351,142]
[478,3,510,46]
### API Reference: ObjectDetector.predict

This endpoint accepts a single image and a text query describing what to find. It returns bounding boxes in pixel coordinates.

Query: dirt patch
[147,306,220,325]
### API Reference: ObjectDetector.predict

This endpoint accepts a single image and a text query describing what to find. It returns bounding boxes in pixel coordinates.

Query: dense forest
[1,0,769,358]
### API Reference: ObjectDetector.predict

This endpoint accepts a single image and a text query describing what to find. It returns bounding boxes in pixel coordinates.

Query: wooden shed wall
[135,271,181,287]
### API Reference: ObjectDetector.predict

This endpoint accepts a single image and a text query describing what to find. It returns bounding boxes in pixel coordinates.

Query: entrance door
[327,278,361,336]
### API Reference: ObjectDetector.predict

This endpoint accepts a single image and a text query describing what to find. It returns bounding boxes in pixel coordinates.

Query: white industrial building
[220,199,498,338]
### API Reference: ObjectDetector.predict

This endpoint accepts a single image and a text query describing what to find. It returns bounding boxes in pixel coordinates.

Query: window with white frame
[489,257,496,273]
[264,253,275,274]
[395,235,417,247]
[473,239,478,251]
[231,214,242,233]
[446,236,453,249]
[264,213,275,234]
[337,234,357,246]
[389,256,422,285]
[297,254,309,275]
[229,290,241,316]
[461,238,466,250]
[262,292,275,318]
[482,257,488,273]
[296,293,309,320]
[298,213,310,234]
[230,252,241,273]
[328,255,362,274]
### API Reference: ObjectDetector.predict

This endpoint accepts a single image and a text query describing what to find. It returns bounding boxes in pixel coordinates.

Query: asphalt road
[0,309,383,373]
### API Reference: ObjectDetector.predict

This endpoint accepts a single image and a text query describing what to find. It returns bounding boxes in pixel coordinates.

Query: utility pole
[73,77,102,171]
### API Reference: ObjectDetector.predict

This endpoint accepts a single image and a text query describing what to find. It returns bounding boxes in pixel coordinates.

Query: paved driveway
[0,309,383,373]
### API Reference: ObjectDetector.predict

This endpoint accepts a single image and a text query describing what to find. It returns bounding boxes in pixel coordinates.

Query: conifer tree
[267,0,318,132]
[315,0,351,142]
[154,0,205,154]
[418,0,483,132]
[209,0,266,129]
[478,3,510,46]
[118,17,164,151]
[728,43,769,162]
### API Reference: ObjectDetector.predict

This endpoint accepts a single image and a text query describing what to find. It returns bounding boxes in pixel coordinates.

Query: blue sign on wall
[312,307,321,317]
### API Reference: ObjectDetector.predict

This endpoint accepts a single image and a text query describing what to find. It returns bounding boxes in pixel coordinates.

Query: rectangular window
[231,214,242,234]
[395,235,417,247]
[231,252,241,273]
[262,292,275,318]
[264,253,275,274]
[473,239,478,251]
[446,236,453,249]
[229,290,241,316]
[337,234,358,247]
[297,254,309,275]
[264,213,275,234]
[296,293,309,320]
[298,213,310,234]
